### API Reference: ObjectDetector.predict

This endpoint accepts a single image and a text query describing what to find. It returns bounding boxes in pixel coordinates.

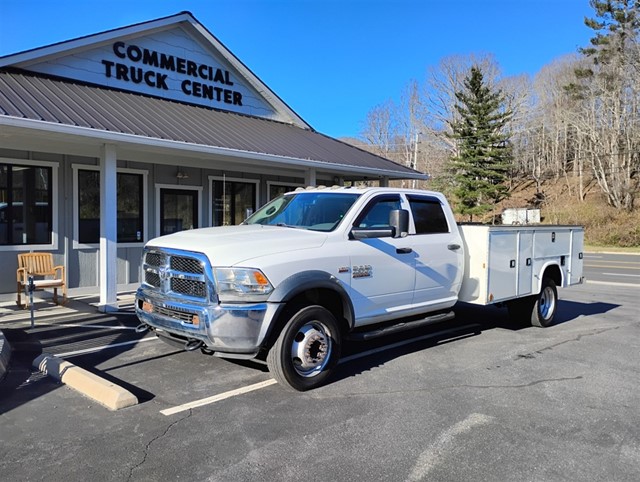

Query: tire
[530,278,558,328]
[267,305,341,391]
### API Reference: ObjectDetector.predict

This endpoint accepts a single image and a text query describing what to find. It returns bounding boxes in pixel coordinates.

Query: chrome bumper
[135,287,279,354]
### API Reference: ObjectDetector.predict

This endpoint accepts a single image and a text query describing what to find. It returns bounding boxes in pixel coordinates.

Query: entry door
[160,188,198,235]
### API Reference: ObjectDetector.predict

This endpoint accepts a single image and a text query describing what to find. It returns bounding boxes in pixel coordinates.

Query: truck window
[244,192,360,232]
[354,195,401,228]
[408,197,449,234]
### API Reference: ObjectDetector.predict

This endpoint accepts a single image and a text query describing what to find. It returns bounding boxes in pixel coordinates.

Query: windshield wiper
[275,223,303,229]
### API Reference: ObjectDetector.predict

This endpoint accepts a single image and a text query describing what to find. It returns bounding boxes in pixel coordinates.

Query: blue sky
[0,0,594,139]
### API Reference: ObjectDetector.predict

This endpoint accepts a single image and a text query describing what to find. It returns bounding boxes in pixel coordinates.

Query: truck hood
[146,225,329,266]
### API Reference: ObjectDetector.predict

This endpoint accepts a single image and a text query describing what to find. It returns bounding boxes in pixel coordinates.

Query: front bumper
[135,287,280,355]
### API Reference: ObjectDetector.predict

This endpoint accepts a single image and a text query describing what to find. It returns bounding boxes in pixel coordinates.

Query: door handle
[447,244,461,251]
[396,247,413,254]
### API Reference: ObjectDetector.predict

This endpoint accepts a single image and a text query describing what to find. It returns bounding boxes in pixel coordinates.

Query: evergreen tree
[448,66,513,221]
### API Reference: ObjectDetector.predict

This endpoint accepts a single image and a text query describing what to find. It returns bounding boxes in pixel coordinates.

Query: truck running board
[348,311,455,341]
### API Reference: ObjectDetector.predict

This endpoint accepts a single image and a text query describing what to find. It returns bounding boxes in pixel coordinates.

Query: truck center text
[101,41,243,106]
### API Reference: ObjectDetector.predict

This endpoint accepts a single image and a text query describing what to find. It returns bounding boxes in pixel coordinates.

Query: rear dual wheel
[507,278,558,328]
[267,305,341,391]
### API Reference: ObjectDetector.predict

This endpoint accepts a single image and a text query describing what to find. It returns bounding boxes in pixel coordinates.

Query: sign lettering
[102,41,243,107]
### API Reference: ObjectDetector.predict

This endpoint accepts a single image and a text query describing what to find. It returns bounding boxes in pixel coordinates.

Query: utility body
[135,187,584,390]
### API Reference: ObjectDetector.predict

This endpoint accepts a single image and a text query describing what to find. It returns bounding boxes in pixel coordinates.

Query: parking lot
[1,279,639,481]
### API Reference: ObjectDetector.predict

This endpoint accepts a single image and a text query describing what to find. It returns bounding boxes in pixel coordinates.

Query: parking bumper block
[33,353,138,410]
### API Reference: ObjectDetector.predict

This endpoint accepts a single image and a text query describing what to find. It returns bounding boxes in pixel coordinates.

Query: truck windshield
[244,192,360,232]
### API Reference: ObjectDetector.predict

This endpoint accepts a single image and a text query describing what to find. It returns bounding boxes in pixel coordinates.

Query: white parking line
[56,336,159,358]
[160,323,479,415]
[586,280,640,287]
[160,379,278,416]
[601,272,640,277]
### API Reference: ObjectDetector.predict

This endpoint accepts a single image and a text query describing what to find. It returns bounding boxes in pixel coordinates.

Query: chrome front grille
[154,304,198,323]
[145,271,161,288]
[142,248,212,301]
[171,278,206,298]
[171,256,204,274]
[145,251,166,267]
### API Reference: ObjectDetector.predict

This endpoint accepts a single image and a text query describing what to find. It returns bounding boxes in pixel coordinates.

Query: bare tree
[566,0,640,210]
[360,99,399,159]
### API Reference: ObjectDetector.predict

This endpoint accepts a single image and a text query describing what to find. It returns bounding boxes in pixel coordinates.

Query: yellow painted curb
[33,353,138,410]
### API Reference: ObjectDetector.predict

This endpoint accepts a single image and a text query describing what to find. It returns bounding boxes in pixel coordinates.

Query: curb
[0,330,11,382]
[33,353,138,411]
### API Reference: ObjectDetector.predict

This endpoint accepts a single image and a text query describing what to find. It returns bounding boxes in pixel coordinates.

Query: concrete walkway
[0,290,136,383]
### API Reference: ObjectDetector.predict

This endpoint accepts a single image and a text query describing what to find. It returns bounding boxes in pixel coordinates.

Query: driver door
[347,194,416,325]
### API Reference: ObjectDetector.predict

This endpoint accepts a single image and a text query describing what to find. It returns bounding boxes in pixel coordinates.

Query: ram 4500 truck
[135,187,584,391]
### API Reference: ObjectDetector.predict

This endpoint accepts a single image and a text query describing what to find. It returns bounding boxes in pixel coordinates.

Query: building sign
[24,27,275,119]
[102,41,243,107]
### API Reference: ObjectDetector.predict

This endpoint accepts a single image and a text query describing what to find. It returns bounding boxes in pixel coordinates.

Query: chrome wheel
[538,285,556,321]
[267,305,342,391]
[531,278,558,328]
[290,321,332,377]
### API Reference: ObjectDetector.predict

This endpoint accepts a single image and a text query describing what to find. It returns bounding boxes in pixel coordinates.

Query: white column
[99,144,118,312]
[305,169,317,187]
[380,177,390,187]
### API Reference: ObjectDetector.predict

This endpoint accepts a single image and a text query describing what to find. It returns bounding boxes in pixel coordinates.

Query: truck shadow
[330,298,620,386]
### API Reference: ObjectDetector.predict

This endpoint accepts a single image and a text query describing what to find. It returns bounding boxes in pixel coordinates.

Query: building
[0,12,426,310]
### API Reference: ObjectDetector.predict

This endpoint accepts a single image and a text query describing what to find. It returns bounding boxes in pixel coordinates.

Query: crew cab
[135,187,584,390]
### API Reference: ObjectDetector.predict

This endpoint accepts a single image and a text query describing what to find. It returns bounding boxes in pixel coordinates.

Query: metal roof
[0,69,425,179]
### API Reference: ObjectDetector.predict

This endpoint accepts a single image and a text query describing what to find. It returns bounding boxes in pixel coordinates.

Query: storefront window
[0,163,53,245]
[117,173,144,242]
[77,169,144,244]
[212,180,256,226]
[160,188,198,235]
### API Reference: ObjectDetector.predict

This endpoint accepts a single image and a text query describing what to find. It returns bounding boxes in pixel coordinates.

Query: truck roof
[285,186,443,197]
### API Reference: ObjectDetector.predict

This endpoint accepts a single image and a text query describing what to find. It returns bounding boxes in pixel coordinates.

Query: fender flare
[264,270,355,344]
[535,261,563,292]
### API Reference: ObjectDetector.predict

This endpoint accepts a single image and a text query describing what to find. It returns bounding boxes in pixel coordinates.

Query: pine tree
[448,66,513,222]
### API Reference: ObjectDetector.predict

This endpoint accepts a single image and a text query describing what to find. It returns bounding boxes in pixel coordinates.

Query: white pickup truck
[135,187,584,390]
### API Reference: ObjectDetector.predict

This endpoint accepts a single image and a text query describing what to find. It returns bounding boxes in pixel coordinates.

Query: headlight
[213,268,274,301]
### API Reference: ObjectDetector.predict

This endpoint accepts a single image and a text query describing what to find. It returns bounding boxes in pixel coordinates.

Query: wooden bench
[16,252,67,308]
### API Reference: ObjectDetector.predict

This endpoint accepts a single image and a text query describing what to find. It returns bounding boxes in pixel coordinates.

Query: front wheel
[267,305,341,391]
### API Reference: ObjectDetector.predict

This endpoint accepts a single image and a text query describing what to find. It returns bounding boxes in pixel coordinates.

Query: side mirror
[389,209,409,238]
[350,208,409,240]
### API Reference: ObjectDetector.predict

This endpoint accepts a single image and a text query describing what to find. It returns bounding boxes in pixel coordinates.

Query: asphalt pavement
[1,262,639,481]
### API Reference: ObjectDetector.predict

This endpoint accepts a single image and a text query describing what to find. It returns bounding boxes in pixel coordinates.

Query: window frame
[72,164,148,249]
[155,183,202,238]
[352,194,402,229]
[406,194,451,235]
[0,158,58,252]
